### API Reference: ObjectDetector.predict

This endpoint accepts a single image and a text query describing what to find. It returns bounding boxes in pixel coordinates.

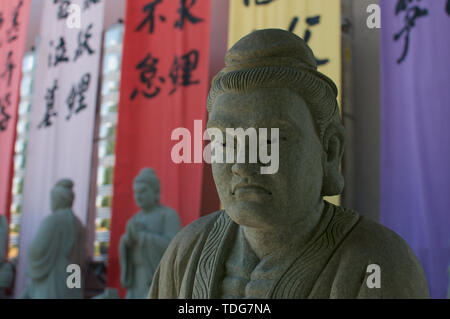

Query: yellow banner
[228,0,341,205]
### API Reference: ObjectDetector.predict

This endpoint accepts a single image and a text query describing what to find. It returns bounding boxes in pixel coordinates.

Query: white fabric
[15,0,104,297]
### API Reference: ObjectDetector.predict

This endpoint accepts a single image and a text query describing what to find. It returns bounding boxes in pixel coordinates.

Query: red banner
[0,0,31,221]
[107,0,216,294]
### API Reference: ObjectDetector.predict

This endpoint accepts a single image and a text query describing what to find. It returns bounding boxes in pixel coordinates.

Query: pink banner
[15,0,105,296]
[0,0,31,221]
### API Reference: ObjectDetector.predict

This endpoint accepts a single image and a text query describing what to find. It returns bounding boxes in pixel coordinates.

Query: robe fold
[149,202,429,299]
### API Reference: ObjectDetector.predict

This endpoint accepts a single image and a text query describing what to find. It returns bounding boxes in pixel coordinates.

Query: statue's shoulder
[165,211,223,254]
[159,205,180,218]
[345,214,417,260]
[339,209,428,291]
[40,210,71,228]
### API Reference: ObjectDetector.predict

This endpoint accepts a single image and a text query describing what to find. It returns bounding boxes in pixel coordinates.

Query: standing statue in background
[120,168,182,299]
[0,216,13,298]
[21,179,86,299]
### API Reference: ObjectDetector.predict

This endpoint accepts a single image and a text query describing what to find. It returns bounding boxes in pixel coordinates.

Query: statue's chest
[135,211,165,233]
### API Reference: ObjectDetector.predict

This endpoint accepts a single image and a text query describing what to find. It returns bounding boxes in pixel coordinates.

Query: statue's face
[208,87,325,229]
[133,181,157,211]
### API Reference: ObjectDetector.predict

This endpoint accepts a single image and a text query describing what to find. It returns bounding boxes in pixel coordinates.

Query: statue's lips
[232,184,272,196]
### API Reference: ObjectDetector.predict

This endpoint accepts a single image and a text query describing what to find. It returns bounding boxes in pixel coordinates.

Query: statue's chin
[225,201,276,229]
[138,202,159,212]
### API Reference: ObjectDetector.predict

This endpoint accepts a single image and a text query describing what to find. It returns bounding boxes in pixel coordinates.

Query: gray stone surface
[120,168,181,299]
[21,179,86,299]
[149,29,429,299]
[0,215,13,297]
[92,287,121,299]
[447,265,450,299]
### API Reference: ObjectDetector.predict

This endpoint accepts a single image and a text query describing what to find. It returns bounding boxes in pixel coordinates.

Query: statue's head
[133,168,160,211]
[207,29,345,228]
[51,179,75,212]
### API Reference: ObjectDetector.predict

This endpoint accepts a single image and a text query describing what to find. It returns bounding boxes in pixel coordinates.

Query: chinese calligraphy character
[66,73,91,120]
[1,51,15,87]
[84,0,101,10]
[304,15,329,66]
[288,15,329,66]
[49,37,70,67]
[288,16,299,32]
[38,80,59,129]
[136,0,165,34]
[6,0,23,43]
[0,12,4,30]
[394,0,428,64]
[74,24,95,61]
[169,49,200,94]
[0,93,11,132]
[54,0,71,20]
[446,0,450,15]
[130,53,164,100]
[174,0,203,30]
[243,0,275,6]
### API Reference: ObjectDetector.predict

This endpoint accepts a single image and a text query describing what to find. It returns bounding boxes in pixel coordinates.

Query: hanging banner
[0,1,31,221]
[380,0,450,298]
[228,0,341,205]
[107,0,211,294]
[15,0,105,296]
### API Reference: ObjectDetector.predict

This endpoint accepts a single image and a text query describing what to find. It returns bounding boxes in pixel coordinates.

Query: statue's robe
[21,209,85,299]
[149,202,429,298]
[120,206,181,299]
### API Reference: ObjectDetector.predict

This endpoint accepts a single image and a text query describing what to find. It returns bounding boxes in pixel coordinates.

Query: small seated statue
[21,179,86,299]
[149,29,430,299]
[0,215,13,298]
[120,168,181,299]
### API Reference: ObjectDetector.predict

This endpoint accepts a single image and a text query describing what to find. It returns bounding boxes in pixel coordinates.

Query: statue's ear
[321,121,345,196]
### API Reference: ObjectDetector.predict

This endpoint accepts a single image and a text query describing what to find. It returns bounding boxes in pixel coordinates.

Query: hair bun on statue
[134,167,161,194]
[54,179,74,191]
[225,29,318,71]
[51,179,75,211]
[207,28,340,142]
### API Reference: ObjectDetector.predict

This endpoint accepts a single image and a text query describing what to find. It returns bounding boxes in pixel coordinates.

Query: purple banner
[380,0,450,298]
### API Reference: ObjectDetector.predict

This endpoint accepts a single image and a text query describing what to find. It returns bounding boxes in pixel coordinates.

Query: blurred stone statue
[21,179,86,299]
[0,215,13,298]
[447,265,450,299]
[120,168,181,299]
[149,29,429,299]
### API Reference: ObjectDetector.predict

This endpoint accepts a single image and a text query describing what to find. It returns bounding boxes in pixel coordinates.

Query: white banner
[15,0,104,296]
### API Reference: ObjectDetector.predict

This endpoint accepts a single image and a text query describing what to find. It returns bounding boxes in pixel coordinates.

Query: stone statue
[21,179,86,299]
[0,215,13,298]
[447,265,450,299]
[120,168,182,299]
[149,29,430,299]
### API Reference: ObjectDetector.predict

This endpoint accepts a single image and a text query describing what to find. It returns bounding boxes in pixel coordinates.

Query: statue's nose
[231,162,258,177]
